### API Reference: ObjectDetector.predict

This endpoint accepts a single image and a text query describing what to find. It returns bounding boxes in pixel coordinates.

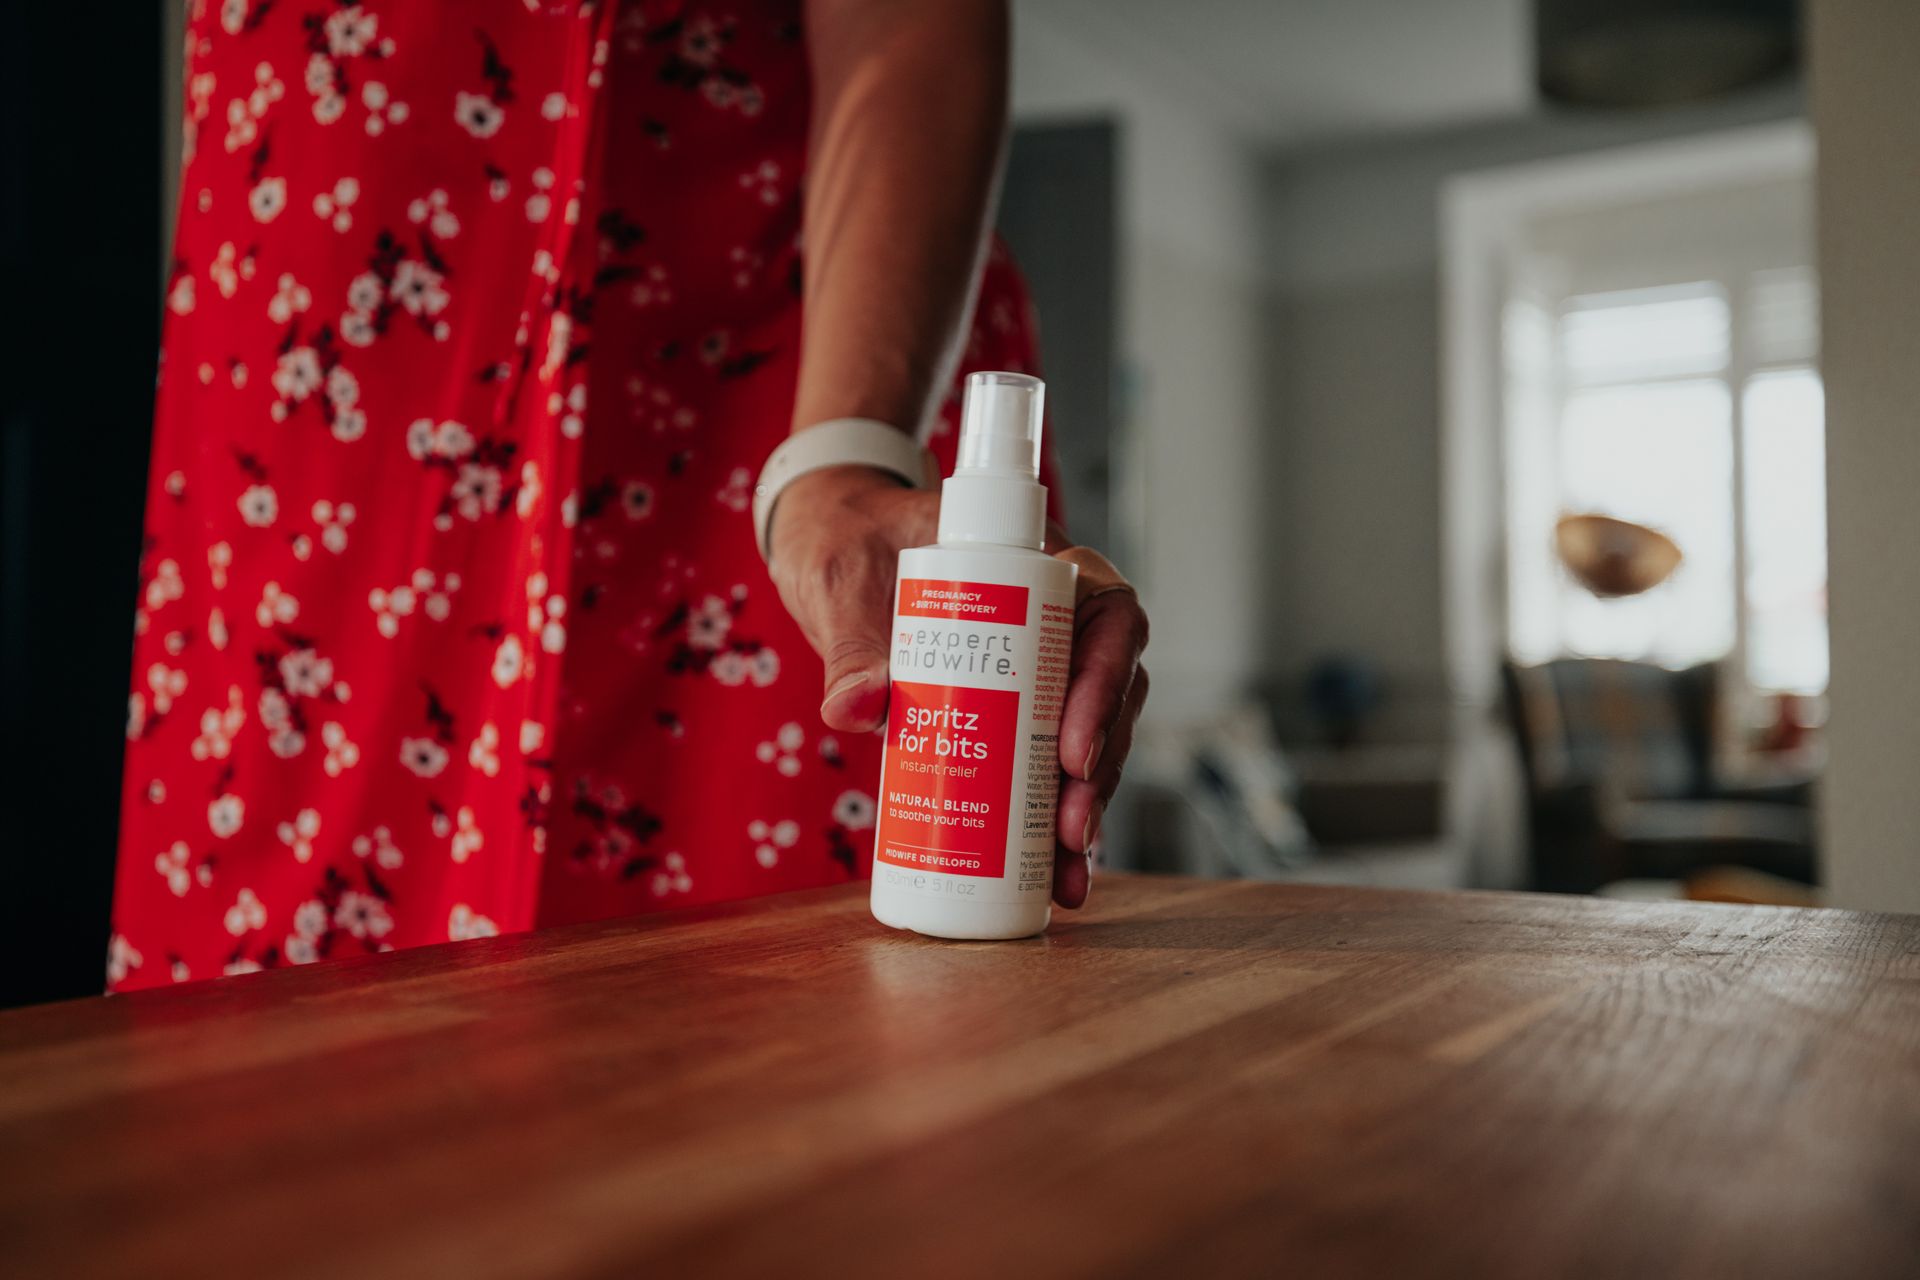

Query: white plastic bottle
[870,372,1077,939]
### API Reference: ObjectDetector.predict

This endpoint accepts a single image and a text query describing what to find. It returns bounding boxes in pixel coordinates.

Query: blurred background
[991,0,1913,915]
[4,0,1917,1005]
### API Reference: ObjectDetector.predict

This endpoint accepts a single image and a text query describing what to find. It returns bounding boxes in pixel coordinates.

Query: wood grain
[2,875,1916,1279]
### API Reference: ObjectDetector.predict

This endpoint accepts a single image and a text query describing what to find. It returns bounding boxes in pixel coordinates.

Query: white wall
[1261,83,1806,743]
[1811,0,1920,914]
[1012,7,1266,725]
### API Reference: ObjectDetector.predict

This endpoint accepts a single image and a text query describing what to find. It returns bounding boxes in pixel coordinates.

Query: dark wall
[0,9,163,1006]
[997,122,1117,554]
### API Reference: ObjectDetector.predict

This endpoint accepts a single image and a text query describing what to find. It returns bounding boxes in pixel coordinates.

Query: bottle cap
[938,372,1049,550]
[955,371,1045,480]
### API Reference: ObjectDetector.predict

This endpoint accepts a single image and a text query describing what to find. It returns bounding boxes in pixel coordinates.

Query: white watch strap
[753,418,939,561]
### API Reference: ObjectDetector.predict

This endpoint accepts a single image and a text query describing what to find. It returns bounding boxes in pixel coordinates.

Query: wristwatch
[753,417,940,562]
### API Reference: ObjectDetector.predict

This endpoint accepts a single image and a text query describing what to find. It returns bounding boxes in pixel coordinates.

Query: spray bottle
[869,372,1076,939]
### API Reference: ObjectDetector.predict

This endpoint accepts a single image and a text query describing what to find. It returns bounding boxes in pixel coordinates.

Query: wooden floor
[2,875,1917,1278]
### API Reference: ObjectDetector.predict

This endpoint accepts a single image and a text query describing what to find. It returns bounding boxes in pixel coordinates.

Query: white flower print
[686,595,732,651]
[334,890,393,940]
[224,887,267,936]
[249,177,288,224]
[127,692,147,741]
[277,808,322,862]
[716,466,752,512]
[407,187,461,239]
[256,580,299,627]
[756,721,806,777]
[284,934,319,966]
[710,651,748,687]
[748,818,800,868]
[491,633,525,688]
[294,898,329,939]
[541,91,568,121]
[339,309,378,347]
[107,934,143,985]
[449,903,499,941]
[362,80,409,135]
[191,685,247,761]
[651,851,693,898]
[210,240,256,298]
[167,272,196,315]
[325,6,378,57]
[324,366,358,411]
[749,648,781,687]
[268,272,312,324]
[627,263,672,309]
[450,805,483,863]
[313,90,346,125]
[433,419,475,459]
[272,346,322,402]
[833,790,877,831]
[391,258,449,316]
[238,484,278,527]
[221,0,248,36]
[322,721,360,777]
[526,580,566,655]
[305,53,335,95]
[208,540,232,589]
[154,841,195,897]
[517,459,543,518]
[352,825,405,870]
[346,270,384,313]
[451,462,503,520]
[145,557,184,612]
[147,662,187,715]
[331,407,367,442]
[278,647,334,697]
[225,98,259,154]
[738,159,782,206]
[399,736,450,779]
[209,606,229,650]
[525,166,555,222]
[208,793,246,840]
[520,719,545,754]
[225,958,265,977]
[468,721,501,777]
[454,91,505,139]
[312,176,360,232]
[313,500,356,554]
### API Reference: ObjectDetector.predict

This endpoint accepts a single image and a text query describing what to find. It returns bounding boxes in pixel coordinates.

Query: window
[1504,267,1826,696]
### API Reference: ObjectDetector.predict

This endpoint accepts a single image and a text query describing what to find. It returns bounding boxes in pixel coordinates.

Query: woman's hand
[767,463,1149,908]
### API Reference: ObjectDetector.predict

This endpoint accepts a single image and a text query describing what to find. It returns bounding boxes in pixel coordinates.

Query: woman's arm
[790,0,1009,432]
[766,0,1148,909]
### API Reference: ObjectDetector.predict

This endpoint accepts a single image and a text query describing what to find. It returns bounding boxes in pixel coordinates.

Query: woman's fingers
[1053,547,1148,783]
[1055,665,1147,856]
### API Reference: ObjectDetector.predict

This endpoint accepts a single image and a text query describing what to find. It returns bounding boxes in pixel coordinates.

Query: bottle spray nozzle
[955,371,1045,480]
[938,372,1050,550]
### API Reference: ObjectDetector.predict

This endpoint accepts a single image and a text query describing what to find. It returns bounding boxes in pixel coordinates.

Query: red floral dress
[110,0,1052,991]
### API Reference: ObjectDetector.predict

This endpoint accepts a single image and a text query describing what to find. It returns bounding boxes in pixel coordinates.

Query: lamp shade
[1555,513,1684,598]
[1536,0,1798,108]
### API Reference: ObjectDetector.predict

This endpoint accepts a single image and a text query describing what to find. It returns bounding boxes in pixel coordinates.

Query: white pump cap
[955,371,1045,479]
[938,371,1050,549]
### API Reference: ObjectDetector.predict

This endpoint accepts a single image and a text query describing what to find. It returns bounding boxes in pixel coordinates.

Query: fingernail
[1081,730,1106,780]
[823,672,868,710]
[1082,800,1104,852]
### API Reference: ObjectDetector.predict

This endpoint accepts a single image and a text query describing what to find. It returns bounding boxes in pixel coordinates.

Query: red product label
[897,579,1029,625]
[875,681,1019,878]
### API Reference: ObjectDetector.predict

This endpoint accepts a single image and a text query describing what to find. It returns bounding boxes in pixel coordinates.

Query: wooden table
[3,876,1917,1278]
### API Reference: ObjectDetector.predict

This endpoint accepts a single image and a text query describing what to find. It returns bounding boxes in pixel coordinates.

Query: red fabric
[110,0,1052,991]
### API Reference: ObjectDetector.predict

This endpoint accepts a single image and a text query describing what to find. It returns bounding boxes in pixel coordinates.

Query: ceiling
[1016,0,1534,148]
